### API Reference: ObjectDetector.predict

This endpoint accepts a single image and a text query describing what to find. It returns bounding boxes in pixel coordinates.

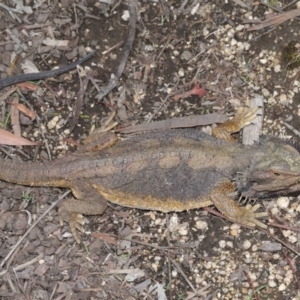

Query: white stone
[227,28,235,38]
[243,42,251,50]
[171,270,178,277]
[178,68,185,77]
[236,24,244,31]
[274,65,281,72]
[203,27,209,36]
[262,88,270,97]
[277,197,290,209]
[230,38,237,46]
[259,59,267,65]
[268,280,277,287]
[236,42,244,52]
[178,227,188,236]
[219,240,226,248]
[288,235,297,244]
[195,220,208,230]
[243,240,251,250]
[47,116,59,130]
[121,10,130,21]
[279,94,287,105]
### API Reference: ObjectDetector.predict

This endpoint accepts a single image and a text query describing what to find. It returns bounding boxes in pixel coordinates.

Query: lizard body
[0,63,299,242]
[1,109,300,243]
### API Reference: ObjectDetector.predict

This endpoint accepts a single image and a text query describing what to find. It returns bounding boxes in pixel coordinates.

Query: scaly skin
[1,109,300,243]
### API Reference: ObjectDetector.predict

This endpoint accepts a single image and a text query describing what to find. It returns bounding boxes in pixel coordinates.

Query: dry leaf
[43,37,71,48]
[16,82,39,91]
[21,59,39,74]
[0,128,37,146]
[10,98,21,137]
[9,102,36,120]
[91,232,117,245]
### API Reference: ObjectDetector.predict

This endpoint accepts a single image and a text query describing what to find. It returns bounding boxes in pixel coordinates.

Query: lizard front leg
[212,107,258,142]
[209,181,268,228]
[59,180,108,243]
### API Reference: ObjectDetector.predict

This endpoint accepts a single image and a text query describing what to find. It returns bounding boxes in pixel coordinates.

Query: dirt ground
[1,0,300,299]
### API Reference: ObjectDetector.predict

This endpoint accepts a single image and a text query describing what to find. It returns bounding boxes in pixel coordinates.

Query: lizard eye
[273,172,281,177]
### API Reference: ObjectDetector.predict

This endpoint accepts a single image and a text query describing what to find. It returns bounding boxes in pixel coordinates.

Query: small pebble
[195,220,208,230]
[243,240,251,250]
[235,24,244,31]
[274,64,281,72]
[279,94,287,105]
[277,197,290,209]
[259,59,267,65]
[47,116,59,130]
[268,280,277,287]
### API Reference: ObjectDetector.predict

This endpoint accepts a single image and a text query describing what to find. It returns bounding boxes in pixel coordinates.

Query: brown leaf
[0,128,37,146]
[91,232,117,245]
[9,102,36,120]
[16,82,39,91]
[10,99,21,137]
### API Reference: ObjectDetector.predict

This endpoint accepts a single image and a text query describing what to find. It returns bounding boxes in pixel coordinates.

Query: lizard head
[239,137,300,199]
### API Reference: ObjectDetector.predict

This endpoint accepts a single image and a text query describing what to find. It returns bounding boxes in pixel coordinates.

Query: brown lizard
[1,107,300,243]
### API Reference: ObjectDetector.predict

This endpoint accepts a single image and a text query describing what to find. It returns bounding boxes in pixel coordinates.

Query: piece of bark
[117,113,227,134]
[242,94,264,145]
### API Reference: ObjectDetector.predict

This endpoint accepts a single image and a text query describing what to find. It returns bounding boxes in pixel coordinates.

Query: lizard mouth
[240,169,300,198]
[246,175,300,197]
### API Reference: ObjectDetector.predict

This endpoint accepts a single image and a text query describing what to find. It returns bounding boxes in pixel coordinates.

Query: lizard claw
[235,107,258,128]
[59,205,85,243]
[235,204,268,228]
[212,107,258,141]
[211,184,268,229]
[70,213,85,244]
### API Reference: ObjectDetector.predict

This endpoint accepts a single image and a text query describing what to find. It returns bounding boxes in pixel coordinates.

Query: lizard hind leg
[212,107,258,142]
[59,180,108,243]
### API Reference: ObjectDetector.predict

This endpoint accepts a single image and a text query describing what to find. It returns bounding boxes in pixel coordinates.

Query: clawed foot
[233,204,268,228]
[210,182,268,229]
[212,107,258,142]
[59,207,85,244]
[233,107,259,131]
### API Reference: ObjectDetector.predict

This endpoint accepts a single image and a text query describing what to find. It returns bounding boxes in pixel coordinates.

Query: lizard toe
[238,204,268,228]
[59,205,85,243]
[70,213,85,243]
